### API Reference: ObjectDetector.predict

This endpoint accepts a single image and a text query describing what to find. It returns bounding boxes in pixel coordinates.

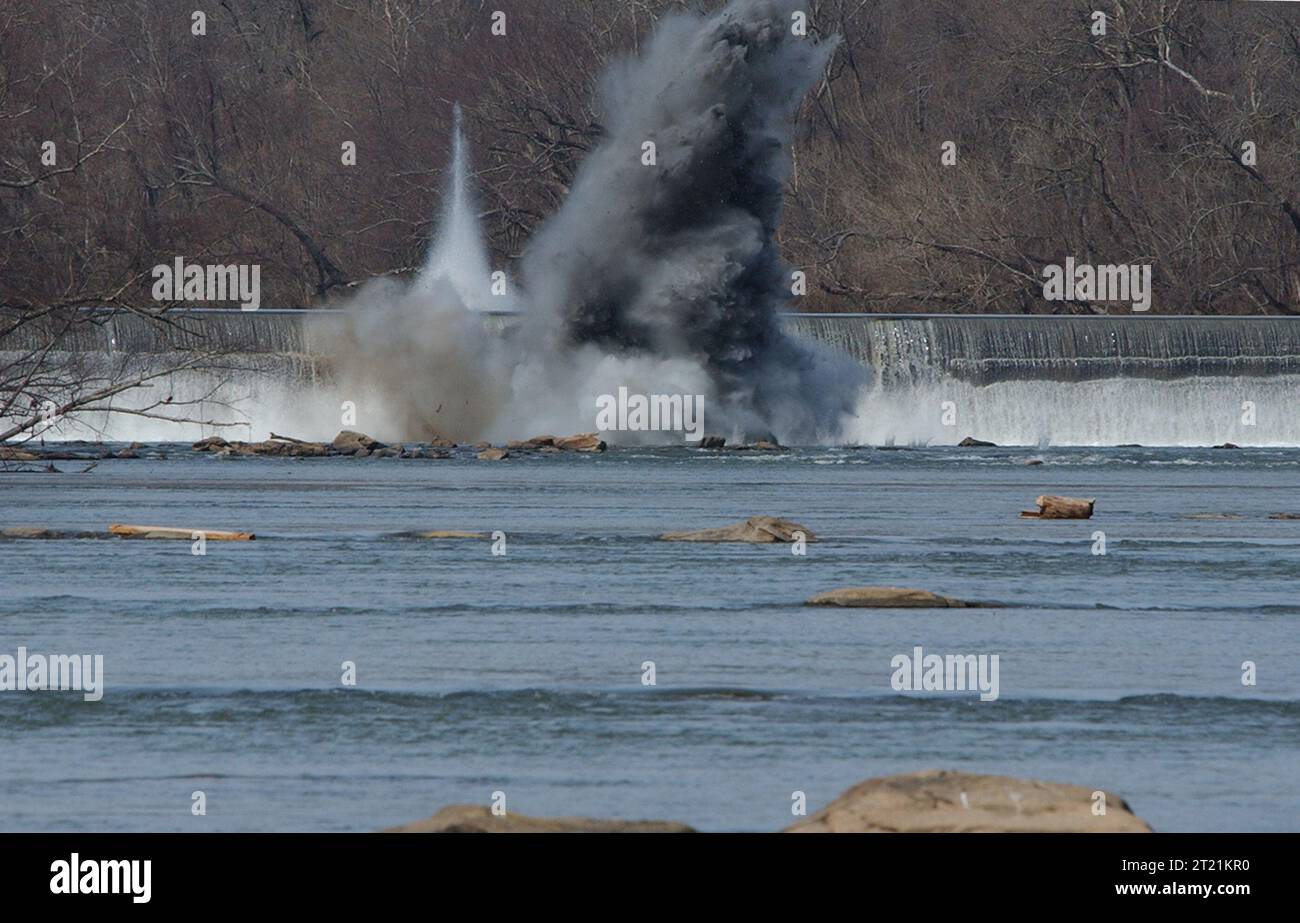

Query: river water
[1,444,1297,831]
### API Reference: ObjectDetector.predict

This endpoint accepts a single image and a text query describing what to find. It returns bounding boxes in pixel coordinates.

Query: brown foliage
[1,0,1297,314]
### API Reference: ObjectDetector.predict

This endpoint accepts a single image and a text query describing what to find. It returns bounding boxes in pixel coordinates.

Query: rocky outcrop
[1020,495,1095,519]
[659,516,815,544]
[332,430,383,454]
[785,770,1152,833]
[385,805,694,834]
[553,433,607,453]
[806,587,976,608]
[0,447,41,461]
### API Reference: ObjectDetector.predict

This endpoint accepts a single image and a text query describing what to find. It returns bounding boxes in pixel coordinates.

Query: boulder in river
[0,447,42,461]
[332,430,382,454]
[1020,495,1095,519]
[507,435,557,450]
[659,516,815,544]
[385,805,694,833]
[958,436,997,447]
[785,769,1151,833]
[477,447,510,461]
[1,526,104,540]
[697,435,726,449]
[806,587,976,608]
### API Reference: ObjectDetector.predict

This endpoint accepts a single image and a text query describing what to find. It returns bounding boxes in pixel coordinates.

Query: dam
[4,310,1299,446]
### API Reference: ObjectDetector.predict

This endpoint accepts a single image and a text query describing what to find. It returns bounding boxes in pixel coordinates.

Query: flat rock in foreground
[785,770,1152,833]
[659,516,815,544]
[385,805,694,833]
[806,586,975,608]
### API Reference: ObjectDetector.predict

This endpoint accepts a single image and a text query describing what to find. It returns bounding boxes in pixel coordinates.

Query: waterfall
[7,312,1300,446]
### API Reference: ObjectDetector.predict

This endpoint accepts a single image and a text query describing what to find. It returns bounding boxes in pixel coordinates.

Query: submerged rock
[419,530,487,539]
[785,770,1152,833]
[385,805,694,834]
[0,526,104,540]
[730,440,783,452]
[806,587,975,608]
[1269,513,1300,520]
[659,516,815,543]
[0,447,41,461]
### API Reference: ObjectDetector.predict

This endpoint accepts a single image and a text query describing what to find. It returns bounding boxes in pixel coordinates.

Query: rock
[1213,442,1241,450]
[507,435,556,450]
[113,449,139,459]
[0,447,41,461]
[806,587,976,608]
[698,435,726,449]
[353,448,371,458]
[420,530,488,539]
[192,437,229,451]
[730,441,784,452]
[473,442,491,450]
[477,447,510,461]
[108,524,255,541]
[1269,513,1300,520]
[332,430,382,454]
[1023,458,1044,466]
[415,448,452,460]
[1187,513,1246,521]
[659,516,815,544]
[384,805,694,834]
[372,447,402,458]
[226,440,296,457]
[1020,495,1095,519]
[0,527,102,540]
[429,437,457,448]
[554,433,607,453]
[289,442,330,457]
[538,446,562,455]
[958,437,997,447]
[785,769,1151,833]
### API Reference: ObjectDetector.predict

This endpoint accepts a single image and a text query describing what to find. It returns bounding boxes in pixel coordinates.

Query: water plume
[332,0,860,445]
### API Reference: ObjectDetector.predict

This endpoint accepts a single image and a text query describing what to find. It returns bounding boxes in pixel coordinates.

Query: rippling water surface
[2,445,1297,831]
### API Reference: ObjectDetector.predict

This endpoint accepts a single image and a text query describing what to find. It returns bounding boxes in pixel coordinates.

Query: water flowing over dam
[6,310,1300,446]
